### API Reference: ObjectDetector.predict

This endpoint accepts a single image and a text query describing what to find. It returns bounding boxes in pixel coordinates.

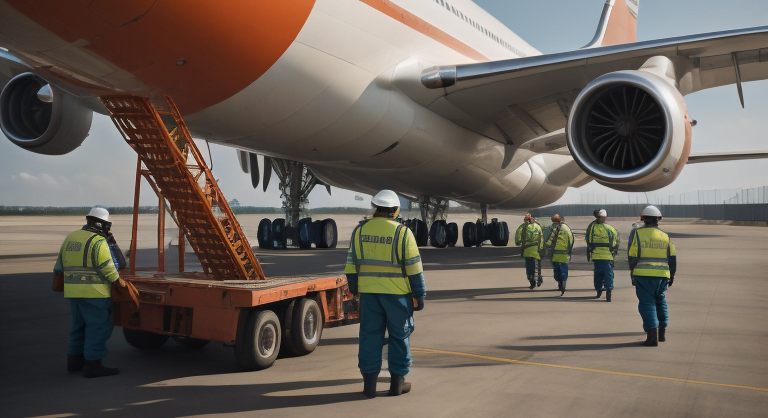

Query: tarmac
[1,213,767,418]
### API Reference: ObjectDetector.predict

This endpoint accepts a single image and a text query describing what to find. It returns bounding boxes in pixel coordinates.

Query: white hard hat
[371,190,400,209]
[642,205,662,218]
[87,207,110,223]
[597,209,607,218]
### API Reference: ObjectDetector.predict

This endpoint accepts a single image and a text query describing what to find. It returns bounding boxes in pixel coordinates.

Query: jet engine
[0,73,93,155]
[566,69,692,192]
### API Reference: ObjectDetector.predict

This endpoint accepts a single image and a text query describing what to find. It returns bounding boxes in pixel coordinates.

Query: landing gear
[406,197,459,248]
[462,218,509,247]
[256,217,337,250]
[238,152,338,250]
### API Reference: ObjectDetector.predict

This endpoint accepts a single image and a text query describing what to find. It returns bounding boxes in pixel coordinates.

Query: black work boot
[659,327,666,342]
[389,373,412,396]
[83,359,119,378]
[561,280,567,296]
[362,372,379,398]
[596,289,603,299]
[606,290,612,302]
[528,278,536,289]
[67,354,85,373]
[643,328,659,347]
[536,276,543,287]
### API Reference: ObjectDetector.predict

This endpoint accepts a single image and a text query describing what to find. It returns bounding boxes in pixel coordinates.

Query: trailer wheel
[235,310,281,370]
[257,218,273,249]
[291,298,323,355]
[172,336,210,350]
[123,328,170,350]
[280,300,298,355]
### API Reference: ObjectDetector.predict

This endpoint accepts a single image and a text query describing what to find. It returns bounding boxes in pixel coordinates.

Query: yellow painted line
[412,347,768,393]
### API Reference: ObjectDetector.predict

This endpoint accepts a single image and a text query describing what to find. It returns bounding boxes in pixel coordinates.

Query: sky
[1,0,767,208]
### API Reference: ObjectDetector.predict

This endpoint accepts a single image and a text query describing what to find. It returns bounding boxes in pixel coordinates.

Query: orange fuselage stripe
[358,0,489,62]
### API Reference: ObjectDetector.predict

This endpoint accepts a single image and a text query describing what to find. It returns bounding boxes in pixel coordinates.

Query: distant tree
[229,199,241,207]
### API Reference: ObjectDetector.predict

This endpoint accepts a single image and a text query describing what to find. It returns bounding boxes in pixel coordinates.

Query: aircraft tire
[429,220,448,248]
[318,219,338,248]
[297,218,313,249]
[446,222,459,247]
[272,218,286,249]
[462,222,476,247]
[257,218,273,249]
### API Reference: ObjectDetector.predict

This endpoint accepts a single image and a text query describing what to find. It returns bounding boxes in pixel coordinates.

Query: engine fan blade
[249,153,259,189]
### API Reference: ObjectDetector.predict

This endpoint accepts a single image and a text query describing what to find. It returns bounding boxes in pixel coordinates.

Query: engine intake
[1,73,93,155]
[567,70,691,192]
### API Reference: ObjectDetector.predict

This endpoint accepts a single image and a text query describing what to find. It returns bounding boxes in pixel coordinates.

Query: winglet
[584,0,638,48]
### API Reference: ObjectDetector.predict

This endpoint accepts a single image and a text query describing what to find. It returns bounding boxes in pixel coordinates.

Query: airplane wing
[686,150,768,164]
[419,26,768,146]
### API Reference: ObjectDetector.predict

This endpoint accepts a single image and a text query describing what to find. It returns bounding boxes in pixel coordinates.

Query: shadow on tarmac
[498,341,642,352]
[521,332,645,340]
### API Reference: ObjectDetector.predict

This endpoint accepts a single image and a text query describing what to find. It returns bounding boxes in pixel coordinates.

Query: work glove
[668,275,674,287]
[413,296,425,311]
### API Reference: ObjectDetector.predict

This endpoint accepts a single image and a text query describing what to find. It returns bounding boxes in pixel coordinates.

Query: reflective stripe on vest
[633,227,671,278]
[353,219,413,295]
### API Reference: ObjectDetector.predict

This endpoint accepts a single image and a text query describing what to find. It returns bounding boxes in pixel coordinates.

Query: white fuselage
[184,0,591,208]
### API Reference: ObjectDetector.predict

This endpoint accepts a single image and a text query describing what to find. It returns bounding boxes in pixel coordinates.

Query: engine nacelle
[1,73,93,155]
[566,69,692,192]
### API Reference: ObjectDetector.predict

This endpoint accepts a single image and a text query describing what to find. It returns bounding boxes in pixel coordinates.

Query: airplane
[1,0,768,249]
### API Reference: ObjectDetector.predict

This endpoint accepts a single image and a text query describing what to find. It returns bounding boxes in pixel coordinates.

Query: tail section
[584,0,638,48]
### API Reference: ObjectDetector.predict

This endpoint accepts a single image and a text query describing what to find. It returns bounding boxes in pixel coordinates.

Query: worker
[545,214,574,295]
[628,206,677,347]
[344,190,426,398]
[53,207,126,378]
[585,209,620,301]
[515,214,544,289]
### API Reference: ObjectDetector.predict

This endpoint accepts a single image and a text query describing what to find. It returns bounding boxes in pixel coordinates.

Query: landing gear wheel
[172,336,210,350]
[257,218,273,249]
[475,220,486,247]
[317,219,337,248]
[462,222,477,247]
[311,220,323,247]
[123,328,170,350]
[412,220,429,247]
[297,218,313,249]
[235,310,281,370]
[429,220,448,248]
[289,298,323,355]
[489,220,510,247]
[272,219,286,249]
[446,222,459,247]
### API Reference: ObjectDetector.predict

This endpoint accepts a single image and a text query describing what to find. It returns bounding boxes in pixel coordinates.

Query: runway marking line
[412,347,768,393]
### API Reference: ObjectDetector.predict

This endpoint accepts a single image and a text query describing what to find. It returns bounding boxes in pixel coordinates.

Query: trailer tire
[280,300,299,356]
[123,328,170,350]
[235,310,281,370]
[257,218,273,249]
[172,336,210,350]
[290,298,323,355]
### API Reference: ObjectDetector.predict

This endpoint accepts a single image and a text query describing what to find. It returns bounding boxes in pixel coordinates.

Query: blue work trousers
[524,257,537,279]
[635,277,669,330]
[593,260,614,291]
[67,298,114,360]
[359,293,414,376]
[553,262,569,282]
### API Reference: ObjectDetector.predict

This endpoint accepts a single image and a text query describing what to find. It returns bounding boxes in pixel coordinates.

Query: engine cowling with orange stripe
[566,65,692,192]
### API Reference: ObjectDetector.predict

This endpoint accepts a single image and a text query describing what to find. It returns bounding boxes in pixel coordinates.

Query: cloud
[19,172,36,181]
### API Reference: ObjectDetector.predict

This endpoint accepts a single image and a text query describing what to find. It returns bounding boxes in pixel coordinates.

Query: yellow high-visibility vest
[546,223,574,263]
[515,222,543,259]
[54,229,120,298]
[628,227,676,278]
[586,223,620,261]
[344,218,423,295]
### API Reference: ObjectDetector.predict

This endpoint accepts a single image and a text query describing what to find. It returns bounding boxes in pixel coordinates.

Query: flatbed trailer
[113,272,358,369]
[101,95,358,370]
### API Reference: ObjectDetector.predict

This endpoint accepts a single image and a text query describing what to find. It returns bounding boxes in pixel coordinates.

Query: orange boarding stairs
[101,95,264,281]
